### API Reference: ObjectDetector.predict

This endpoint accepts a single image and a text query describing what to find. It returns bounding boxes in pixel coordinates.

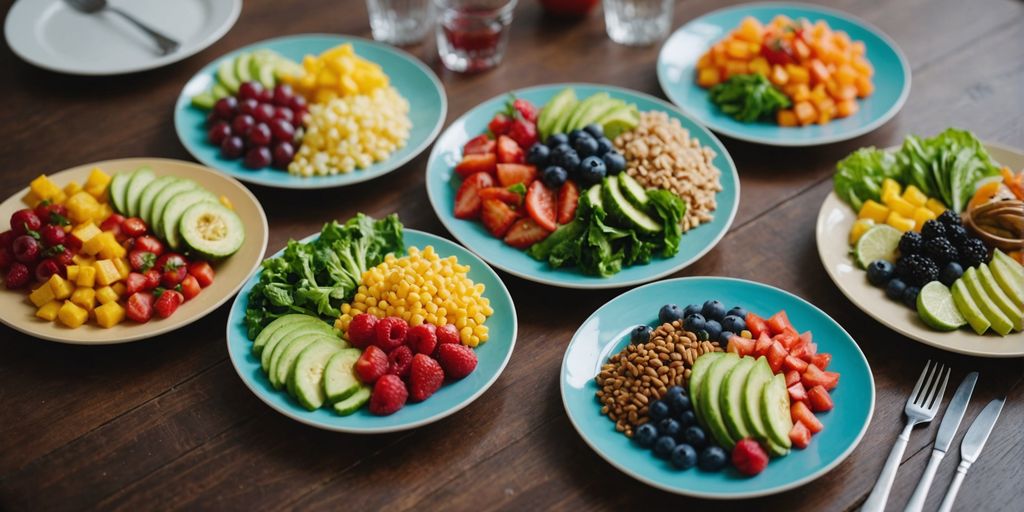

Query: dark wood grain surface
[1,0,1022,510]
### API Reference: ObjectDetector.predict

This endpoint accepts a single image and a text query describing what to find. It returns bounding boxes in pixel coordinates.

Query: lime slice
[917,281,967,331]
[854,225,902,268]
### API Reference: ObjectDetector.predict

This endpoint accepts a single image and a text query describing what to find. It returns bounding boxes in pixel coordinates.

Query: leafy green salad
[709,74,792,123]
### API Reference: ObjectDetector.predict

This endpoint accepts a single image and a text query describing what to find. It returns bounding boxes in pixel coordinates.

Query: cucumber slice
[271,331,343,391]
[323,348,363,403]
[216,58,240,93]
[699,353,740,449]
[261,320,336,371]
[742,357,773,444]
[761,373,794,449]
[191,91,216,110]
[147,178,195,231]
[107,171,132,215]
[721,356,756,441]
[123,168,156,218]
[252,314,326,354]
[601,176,661,234]
[687,352,725,426]
[333,386,370,415]
[136,176,178,227]
[289,341,342,410]
[618,173,649,209]
[160,190,218,251]
[538,88,576,139]
[179,201,246,259]
[235,53,253,84]
[585,183,602,209]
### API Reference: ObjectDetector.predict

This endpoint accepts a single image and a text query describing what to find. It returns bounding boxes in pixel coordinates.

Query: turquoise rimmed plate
[561,277,873,498]
[175,34,446,189]
[226,229,516,433]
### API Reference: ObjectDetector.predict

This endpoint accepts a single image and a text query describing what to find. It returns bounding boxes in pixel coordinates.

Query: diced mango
[64,181,83,197]
[70,288,96,312]
[82,232,106,256]
[48,274,73,300]
[885,195,917,218]
[858,199,890,223]
[76,265,97,288]
[30,282,57,307]
[925,198,947,216]
[65,191,102,225]
[92,203,113,224]
[885,211,915,232]
[58,301,89,328]
[84,168,111,200]
[96,285,119,305]
[66,265,80,281]
[36,301,61,322]
[22,190,42,208]
[880,178,901,200]
[902,185,928,207]
[30,175,61,201]
[748,56,770,77]
[72,255,95,267]
[848,218,875,245]
[112,282,127,296]
[94,259,121,286]
[912,207,937,231]
[696,67,721,88]
[97,233,126,260]
[112,257,130,279]
[94,301,126,328]
[72,222,102,245]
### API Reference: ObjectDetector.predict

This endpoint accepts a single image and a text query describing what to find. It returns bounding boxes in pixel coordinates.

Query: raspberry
[374,316,408,352]
[347,313,378,349]
[387,345,413,378]
[5,262,30,289]
[354,345,388,384]
[732,438,769,476]
[436,323,460,346]
[408,354,444,402]
[437,343,478,380]
[407,323,438,355]
[368,374,408,416]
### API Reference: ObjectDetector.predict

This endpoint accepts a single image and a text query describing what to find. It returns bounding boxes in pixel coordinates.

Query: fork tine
[909,360,932,405]
[916,362,942,405]
[926,365,950,411]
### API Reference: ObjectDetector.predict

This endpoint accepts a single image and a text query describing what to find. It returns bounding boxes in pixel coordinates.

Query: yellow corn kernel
[925,198,947,216]
[94,302,126,328]
[902,185,928,207]
[58,300,89,328]
[885,195,917,218]
[76,265,97,288]
[858,200,890,223]
[36,300,62,321]
[70,288,96,312]
[94,259,120,286]
[95,285,119,305]
[29,282,57,307]
[48,274,73,299]
[912,207,937,231]
[885,211,915,232]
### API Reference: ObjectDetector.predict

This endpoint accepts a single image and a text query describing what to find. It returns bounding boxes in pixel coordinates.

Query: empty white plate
[5,0,241,75]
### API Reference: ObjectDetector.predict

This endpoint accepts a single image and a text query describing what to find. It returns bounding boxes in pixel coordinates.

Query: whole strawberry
[347,313,379,348]
[374,316,408,352]
[507,118,538,149]
[407,323,438,355]
[369,374,408,416]
[512,98,539,123]
[354,345,389,384]
[387,345,414,378]
[437,343,478,380]
[408,354,444,402]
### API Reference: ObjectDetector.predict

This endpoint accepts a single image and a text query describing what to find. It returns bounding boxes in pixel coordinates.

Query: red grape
[254,103,276,124]
[238,98,259,116]
[207,121,232,145]
[231,115,255,137]
[34,203,68,224]
[55,248,74,267]
[238,81,264,101]
[244,146,272,169]
[272,141,295,168]
[0,230,13,250]
[39,224,66,247]
[274,107,294,123]
[289,95,307,111]
[221,136,245,159]
[248,123,272,147]
[270,119,296,143]
[273,84,294,106]
[12,235,40,263]
[35,258,62,282]
[258,88,273,103]
[10,209,41,236]
[213,96,238,120]
[64,234,82,252]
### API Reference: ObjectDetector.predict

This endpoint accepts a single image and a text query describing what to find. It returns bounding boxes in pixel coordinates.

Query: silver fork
[64,0,180,55]
[861,360,950,512]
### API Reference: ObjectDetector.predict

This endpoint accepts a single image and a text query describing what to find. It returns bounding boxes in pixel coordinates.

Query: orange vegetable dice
[794,101,817,125]
[736,16,764,42]
[770,64,789,86]
[726,40,750,59]
[809,59,831,84]
[724,60,749,78]
[852,56,874,76]
[855,76,874,97]
[836,99,859,118]
[697,67,721,88]
[786,64,810,84]
[776,109,798,127]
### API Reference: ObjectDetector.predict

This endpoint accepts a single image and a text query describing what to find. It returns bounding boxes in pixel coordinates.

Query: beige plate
[817,143,1024,358]
[0,158,268,345]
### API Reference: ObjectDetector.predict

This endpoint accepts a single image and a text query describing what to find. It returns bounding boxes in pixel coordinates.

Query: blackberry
[946,224,969,246]
[958,238,989,268]
[896,254,939,286]
[924,237,958,265]
[921,220,947,240]
[898,231,924,256]
[937,209,962,227]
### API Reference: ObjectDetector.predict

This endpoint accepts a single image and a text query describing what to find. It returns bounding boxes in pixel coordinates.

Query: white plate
[816,142,1024,358]
[5,0,240,75]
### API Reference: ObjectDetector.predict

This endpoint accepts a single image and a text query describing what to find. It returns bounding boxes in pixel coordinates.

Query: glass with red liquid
[435,0,517,73]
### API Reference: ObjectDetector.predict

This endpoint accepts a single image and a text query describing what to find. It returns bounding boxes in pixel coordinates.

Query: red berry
[731,438,769,476]
[407,323,438,355]
[507,119,538,149]
[154,290,185,318]
[125,272,149,295]
[128,250,156,271]
[55,248,74,267]
[156,253,188,287]
[347,313,379,349]
[12,235,40,263]
[355,345,389,384]
[387,345,413,378]
[368,374,408,416]
[125,292,155,323]
[121,217,147,238]
[35,203,69,226]
[133,236,164,256]
[488,113,512,136]
[180,275,201,300]
[5,262,30,289]
[436,343,477,380]
[436,323,460,346]
[188,261,215,287]
[63,233,82,252]
[0,230,14,249]
[10,209,41,236]
[34,258,62,282]
[0,247,13,270]
[143,269,161,289]
[408,354,444,402]
[374,316,409,352]
[39,224,66,247]
[512,98,539,123]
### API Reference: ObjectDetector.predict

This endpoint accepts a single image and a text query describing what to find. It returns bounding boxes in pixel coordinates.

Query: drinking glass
[366,0,435,46]
[435,0,517,73]
[602,0,673,46]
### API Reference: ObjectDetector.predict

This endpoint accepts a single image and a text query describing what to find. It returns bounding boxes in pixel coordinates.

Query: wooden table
[1,0,1022,509]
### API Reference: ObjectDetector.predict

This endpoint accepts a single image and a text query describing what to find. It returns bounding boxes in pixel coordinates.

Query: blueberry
[550,143,573,160]
[665,385,687,397]
[595,137,614,156]
[720,315,745,334]
[704,319,722,341]
[682,425,707,448]
[658,418,682,438]
[634,423,657,447]
[867,260,895,286]
[901,285,921,309]
[526,143,550,166]
[677,410,697,427]
[568,129,590,145]
[667,392,691,414]
[541,165,568,188]
[939,262,964,287]
[698,446,728,471]
[701,300,726,321]
[583,123,604,138]
[545,133,569,148]
[683,304,703,317]
[683,314,706,333]
[659,304,685,324]
[671,443,699,469]
[718,330,735,344]
[648,400,670,422]
[557,151,582,176]
[653,436,677,459]
[577,156,606,186]
[602,151,626,175]
[726,306,748,319]
[630,324,653,344]
[886,278,907,300]
[573,136,600,158]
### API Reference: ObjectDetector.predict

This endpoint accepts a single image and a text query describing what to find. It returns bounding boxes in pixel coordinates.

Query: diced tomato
[495,135,524,164]
[766,341,788,373]
[503,218,551,249]
[125,272,149,295]
[788,339,809,360]
[772,329,800,350]
[727,335,756,356]
[784,355,809,373]
[496,163,537,187]
[746,312,769,338]
[462,134,494,155]
[753,332,773,357]
[767,311,793,336]
[125,291,154,323]
[454,172,495,220]
[524,181,557,232]
[480,199,518,238]
[807,385,834,412]
[785,369,801,387]
[455,153,497,178]
[803,364,840,391]
[179,275,201,300]
[188,261,215,288]
[799,330,813,344]
[810,353,831,370]
[479,187,521,205]
[556,180,579,224]
[788,382,808,403]
[791,401,823,433]
[805,342,818,357]
[789,422,811,449]
[154,290,184,318]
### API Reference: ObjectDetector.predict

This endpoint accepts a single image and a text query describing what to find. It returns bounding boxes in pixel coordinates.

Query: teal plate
[657,2,910,146]
[174,34,446,189]
[425,83,740,289]
[561,277,874,498]
[226,229,517,433]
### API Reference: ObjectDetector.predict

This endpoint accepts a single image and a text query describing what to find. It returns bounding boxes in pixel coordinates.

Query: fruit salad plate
[561,277,873,498]
[225,229,517,433]
[657,2,909,146]
[174,34,446,189]
[425,83,739,289]
[0,158,268,344]
[817,142,1024,357]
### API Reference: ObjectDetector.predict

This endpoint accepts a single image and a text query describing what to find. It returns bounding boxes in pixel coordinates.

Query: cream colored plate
[0,158,268,345]
[816,143,1024,358]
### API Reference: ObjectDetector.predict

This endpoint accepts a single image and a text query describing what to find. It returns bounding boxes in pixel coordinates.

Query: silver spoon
[64,0,181,56]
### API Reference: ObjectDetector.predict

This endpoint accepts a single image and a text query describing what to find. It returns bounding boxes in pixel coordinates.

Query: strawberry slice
[455,153,497,178]
[463,134,495,155]
[454,172,495,220]
[479,187,521,205]
[481,199,518,237]
[556,180,579,224]
[525,181,557,232]
[496,163,537,187]
[495,135,524,164]
[504,218,551,249]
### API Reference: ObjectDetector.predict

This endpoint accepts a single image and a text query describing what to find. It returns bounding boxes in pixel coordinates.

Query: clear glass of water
[366,0,435,46]
[435,0,517,73]
[602,0,673,46]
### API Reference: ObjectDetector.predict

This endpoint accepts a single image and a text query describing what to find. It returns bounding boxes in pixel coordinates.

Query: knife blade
[934,372,978,453]
[961,397,1005,463]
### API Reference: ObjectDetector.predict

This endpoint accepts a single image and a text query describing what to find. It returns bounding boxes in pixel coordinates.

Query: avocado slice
[216,58,240,93]
[234,53,254,85]
[270,331,343,391]
[698,353,741,449]
[721,356,756,441]
[978,264,1023,331]
[761,373,794,449]
[191,91,216,110]
[333,386,371,415]
[963,267,1014,335]
[575,99,626,131]
[952,279,991,335]
[179,201,246,259]
[597,105,640,138]
[146,178,195,230]
[742,357,773,440]
[289,340,343,410]
[160,190,218,251]
[538,88,577,139]
[601,176,661,234]
[323,348,363,403]
[991,257,1024,309]
[688,352,725,426]
[252,315,329,354]
[107,171,132,215]
[564,93,610,134]
[618,173,649,209]
[251,51,278,89]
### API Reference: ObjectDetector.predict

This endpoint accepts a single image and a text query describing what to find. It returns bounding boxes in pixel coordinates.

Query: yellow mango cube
[84,168,111,200]
[47,274,73,300]
[70,288,96,312]
[912,207,937,231]
[885,195,917,218]
[885,211,915,232]
[22,190,42,208]
[72,254,95,267]
[880,178,901,200]
[902,185,928,207]
[76,265,97,287]
[65,191,102,224]
[848,218,875,245]
[95,285,119,305]
[94,301,126,328]
[30,175,61,201]
[58,301,89,328]
[64,181,83,197]
[29,282,57,307]
[858,199,890,223]
[111,257,130,279]
[97,234,126,260]
[66,265,80,281]
[925,198,947,216]
[94,259,121,286]
[36,301,61,321]
[112,282,126,296]
[72,222,102,245]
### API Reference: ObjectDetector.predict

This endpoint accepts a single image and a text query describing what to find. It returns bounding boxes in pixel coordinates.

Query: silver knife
[936,397,1006,512]
[904,372,978,512]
